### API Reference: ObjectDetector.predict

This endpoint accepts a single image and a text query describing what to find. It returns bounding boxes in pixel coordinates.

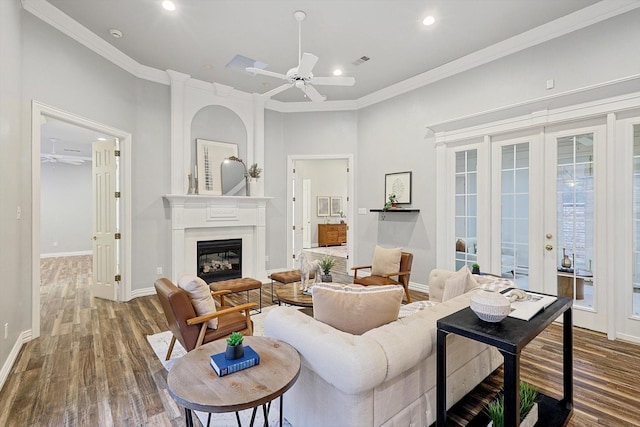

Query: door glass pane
[633,125,640,315]
[557,133,594,308]
[501,143,529,289]
[455,150,478,270]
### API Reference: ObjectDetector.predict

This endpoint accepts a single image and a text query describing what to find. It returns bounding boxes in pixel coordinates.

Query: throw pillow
[177,275,218,329]
[313,283,404,335]
[442,265,478,301]
[371,245,402,276]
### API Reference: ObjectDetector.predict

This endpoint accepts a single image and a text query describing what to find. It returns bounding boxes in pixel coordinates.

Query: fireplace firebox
[197,239,242,283]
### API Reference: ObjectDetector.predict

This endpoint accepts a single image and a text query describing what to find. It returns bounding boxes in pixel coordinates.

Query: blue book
[210,345,260,377]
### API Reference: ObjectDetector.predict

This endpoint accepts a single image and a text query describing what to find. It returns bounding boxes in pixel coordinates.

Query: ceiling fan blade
[303,84,326,102]
[311,76,356,87]
[297,53,318,78]
[245,67,287,80]
[262,83,294,98]
[58,158,83,165]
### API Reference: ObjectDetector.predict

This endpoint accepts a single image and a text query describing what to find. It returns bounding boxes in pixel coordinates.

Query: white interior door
[302,179,311,249]
[543,122,607,332]
[92,138,119,301]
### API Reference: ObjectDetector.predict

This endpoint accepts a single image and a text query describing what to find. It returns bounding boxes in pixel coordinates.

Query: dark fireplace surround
[197,238,242,283]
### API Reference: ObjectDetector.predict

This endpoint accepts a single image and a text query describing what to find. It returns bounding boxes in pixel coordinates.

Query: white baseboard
[0,329,32,391]
[409,281,428,294]
[129,286,157,300]
[40,250,92,259]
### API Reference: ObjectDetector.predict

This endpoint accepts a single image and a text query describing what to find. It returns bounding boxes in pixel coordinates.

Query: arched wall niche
[190,105,248,165]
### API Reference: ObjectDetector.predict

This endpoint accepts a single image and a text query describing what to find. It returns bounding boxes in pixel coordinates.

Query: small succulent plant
[227,332,243,346]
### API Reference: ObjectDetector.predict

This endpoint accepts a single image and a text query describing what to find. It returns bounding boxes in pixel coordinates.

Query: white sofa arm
[264,306,388,395]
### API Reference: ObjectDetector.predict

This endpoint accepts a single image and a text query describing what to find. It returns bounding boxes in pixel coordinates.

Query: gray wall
[40,162,92,255]
[20,11,171,290]
[0,0,28,369]
[264,111,358,269]
[295,159,348,245]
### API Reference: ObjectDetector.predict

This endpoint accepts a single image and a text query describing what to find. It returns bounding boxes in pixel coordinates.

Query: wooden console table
[318,223,346,246]
[435,296,573,426]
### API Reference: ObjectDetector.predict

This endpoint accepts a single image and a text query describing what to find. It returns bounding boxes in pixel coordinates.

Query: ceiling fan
[246,10,355,102]
[41,139,85,166]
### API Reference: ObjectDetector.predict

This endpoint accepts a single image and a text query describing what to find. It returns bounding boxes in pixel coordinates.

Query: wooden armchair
[154,278,257,360]
[351,251,413,303]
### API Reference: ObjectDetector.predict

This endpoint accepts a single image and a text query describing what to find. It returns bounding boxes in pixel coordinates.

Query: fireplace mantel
[164,194,273,283]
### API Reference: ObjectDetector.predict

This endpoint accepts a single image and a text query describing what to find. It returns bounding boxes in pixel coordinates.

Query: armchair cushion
[178,275,218,329]
[371,245,402,276]
[313,283,404,335]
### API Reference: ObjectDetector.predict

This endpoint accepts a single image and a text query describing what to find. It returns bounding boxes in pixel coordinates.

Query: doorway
[287,155,354,274]
[31,101,132,339]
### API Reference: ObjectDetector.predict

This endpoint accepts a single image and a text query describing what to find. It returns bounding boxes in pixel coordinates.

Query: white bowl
[470,289,511,322]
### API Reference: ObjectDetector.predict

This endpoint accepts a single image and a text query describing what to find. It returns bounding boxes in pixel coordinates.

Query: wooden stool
[268,270,315,303]
[209,277,263,313]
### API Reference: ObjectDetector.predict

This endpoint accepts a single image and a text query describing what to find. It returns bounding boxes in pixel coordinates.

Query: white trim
[40,250,92,258]
[21,0,640,112]
[433,90,640,145]
[0,330,31,391]
[21,0,169,85]
[130,287,157,299]
[31,101,133,341]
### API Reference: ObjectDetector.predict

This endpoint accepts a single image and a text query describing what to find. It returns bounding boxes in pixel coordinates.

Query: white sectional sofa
[264,269,504,427]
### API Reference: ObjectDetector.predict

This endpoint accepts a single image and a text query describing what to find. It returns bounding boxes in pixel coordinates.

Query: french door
[451,122,608,332]
[543,122,607,332]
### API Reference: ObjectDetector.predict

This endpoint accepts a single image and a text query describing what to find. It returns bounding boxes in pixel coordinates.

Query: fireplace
[197,239,242,283]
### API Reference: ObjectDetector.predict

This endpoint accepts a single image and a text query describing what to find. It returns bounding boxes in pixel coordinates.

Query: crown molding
[21,0,170,85]
[23,0,640,112]
[264,98,358,113]
[356,0,640,109]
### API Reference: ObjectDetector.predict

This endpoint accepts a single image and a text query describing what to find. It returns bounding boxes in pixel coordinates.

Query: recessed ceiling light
[162,0,176,11]
[109,28,123,38]
[423,15,435,26]
[203,64,214,71]
[333,69,343,76]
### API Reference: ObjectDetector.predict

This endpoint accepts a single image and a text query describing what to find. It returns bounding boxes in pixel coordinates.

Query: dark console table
[436,296,573,426]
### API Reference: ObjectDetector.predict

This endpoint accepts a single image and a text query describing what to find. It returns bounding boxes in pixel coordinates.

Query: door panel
[92,138,118,301]
[544,124,607,332]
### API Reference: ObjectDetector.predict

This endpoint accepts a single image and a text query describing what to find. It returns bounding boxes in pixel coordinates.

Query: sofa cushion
[442,265,477,301]
[313,283,404,335]
[177,275,218,329]
[371,245,402,276]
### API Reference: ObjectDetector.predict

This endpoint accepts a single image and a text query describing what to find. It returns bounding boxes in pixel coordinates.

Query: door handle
[545,244,553,251]
[92,236,97,240]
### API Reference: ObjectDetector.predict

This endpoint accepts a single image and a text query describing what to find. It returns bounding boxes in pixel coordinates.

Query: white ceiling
[37,0,640,155]
[44,0,604,103]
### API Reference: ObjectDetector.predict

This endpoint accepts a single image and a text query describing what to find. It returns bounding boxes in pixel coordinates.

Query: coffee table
[167,336,301,427]
[275,283,313,307]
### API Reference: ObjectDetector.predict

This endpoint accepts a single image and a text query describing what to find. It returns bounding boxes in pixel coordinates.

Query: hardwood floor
[1,256,639,426]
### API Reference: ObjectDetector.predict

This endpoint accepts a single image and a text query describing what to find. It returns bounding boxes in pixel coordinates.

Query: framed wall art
[385,171,412,204]
[317,196,330,217]
[330,197,343,216]
[196,139,238,195]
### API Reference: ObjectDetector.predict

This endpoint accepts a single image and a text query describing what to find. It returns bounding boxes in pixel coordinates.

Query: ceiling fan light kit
[246,10,355,102]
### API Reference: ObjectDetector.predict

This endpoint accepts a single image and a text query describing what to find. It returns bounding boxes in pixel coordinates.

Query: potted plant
[225,332,244,360]
[246,163,263,196]
[472,263,481,274]
[318,255,335,282]
[485,381,539,427]
[384,193,398,209]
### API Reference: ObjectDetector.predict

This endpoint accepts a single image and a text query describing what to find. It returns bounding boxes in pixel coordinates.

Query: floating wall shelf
[370,208,420,213]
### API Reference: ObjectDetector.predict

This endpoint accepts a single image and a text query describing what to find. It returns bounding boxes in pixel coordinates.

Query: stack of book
[210,346,260,377]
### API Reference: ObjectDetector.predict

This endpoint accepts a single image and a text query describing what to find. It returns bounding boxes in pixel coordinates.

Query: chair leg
[403,283,412,303]
[165,335,176,361]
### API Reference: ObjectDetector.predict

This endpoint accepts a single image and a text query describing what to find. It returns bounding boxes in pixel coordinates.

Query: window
[455,150,478,270]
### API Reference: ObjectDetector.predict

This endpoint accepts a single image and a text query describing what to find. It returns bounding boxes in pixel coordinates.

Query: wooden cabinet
[318,224,347,246]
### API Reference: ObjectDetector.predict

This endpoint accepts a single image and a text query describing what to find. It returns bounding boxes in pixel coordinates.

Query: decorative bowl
[470,289,511,322]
